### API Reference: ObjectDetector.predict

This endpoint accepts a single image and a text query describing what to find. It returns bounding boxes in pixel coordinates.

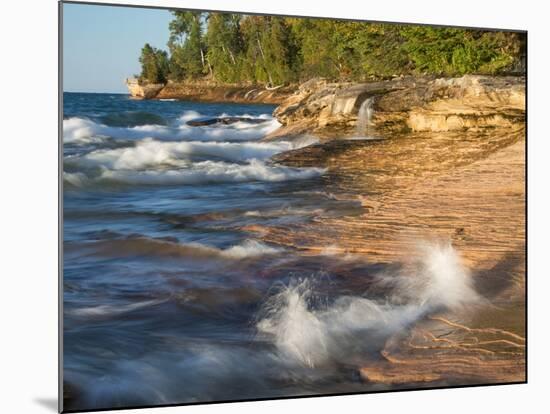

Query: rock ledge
[267,75,525,139]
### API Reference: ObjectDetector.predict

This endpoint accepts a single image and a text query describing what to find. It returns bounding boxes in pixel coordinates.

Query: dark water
[64,93,394,411]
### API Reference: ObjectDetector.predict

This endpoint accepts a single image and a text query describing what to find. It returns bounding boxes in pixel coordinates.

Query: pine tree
[206,14,243,83]
[140,10,526,84]
[167,11,208,79]
[139,43,169,83]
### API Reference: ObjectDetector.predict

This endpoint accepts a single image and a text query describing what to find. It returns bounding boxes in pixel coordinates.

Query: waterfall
[356,97,374,136]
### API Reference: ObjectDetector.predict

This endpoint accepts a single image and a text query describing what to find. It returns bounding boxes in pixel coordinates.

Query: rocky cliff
[125,78,165,99]
[267,75,525,140]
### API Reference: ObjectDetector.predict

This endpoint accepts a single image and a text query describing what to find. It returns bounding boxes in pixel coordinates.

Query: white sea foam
[64,134,322,187]
[69,299,166,317]
[63,118,107,144]
[177,110,202,122]
[75,138,313,170]
[256,241,480,368]
[221,239,282,259]
[63,114,281,143]
[244,206,324,218]
[89,235,283,261]
[63,171,90,187]
[94,159,324,186]
[383,241,481,310]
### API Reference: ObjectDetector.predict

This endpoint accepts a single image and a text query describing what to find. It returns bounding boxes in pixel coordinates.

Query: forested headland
[138,11,526,86]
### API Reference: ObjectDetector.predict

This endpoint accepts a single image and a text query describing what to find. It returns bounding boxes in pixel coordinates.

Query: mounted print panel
[60,1,526,412]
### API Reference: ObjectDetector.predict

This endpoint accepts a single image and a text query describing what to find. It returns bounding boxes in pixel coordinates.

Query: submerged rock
[267,75,525,139]
[186,116,268,127]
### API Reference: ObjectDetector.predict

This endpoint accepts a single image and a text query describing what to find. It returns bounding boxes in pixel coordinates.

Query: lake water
[63,93,386,410]
[62,92,509,411]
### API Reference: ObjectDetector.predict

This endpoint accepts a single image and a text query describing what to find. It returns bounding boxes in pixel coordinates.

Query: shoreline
[65,80,526,401]
[126,75,525,141]
[265,75,526,141]
[261,75,525,384]
[262,129,526,385]
[125,78,297,105]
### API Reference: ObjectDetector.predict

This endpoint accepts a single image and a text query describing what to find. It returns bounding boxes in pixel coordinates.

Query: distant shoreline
[125,78,297,104]
[64,91,130,95]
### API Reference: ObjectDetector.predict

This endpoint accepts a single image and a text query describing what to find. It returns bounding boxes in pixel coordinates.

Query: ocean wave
[92,160,324,186]
[63,118,108,144]
[63,171,90,188]
[244,206,324,218]
[177,110,203,122]
[64,135,324,187]
[63,113,281,144]
[78,235,283,260]
[256,242,481,368]
[100,111,168,127]
[222,239,282,258]
[68,299,166,317]
[71,138,314,170]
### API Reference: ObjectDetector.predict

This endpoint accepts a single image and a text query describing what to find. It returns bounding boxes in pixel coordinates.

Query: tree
[139,43,169,83]
[291,19,359,80]
[400,27,522,75]
[206,13,243,83]
[352,24,411,78]
[139,10,525,85]
[168,11,209,79]
[261,17,298,85]
[239,16,298,86]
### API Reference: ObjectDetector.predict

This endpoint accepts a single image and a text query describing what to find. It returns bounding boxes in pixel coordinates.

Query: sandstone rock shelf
[266,75,525,140]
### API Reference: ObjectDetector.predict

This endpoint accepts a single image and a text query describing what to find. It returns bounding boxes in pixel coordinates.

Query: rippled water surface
[63,93,378,410]
[63,93,525,411]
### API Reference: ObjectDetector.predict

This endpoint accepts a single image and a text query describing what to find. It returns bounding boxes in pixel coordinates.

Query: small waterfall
[356,97,374,136]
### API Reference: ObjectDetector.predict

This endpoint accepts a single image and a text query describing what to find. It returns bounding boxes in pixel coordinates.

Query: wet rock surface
[264,126,526,385]
[187,116,269,127]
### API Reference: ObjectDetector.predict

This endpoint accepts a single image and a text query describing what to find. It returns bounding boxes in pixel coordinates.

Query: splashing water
[256,241,480,368]
[356,97,374,136]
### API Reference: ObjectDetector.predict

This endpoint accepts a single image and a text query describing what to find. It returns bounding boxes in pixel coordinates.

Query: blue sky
[63,3,172,93]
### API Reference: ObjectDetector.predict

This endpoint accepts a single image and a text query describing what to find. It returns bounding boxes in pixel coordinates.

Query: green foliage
[399,27,523,76]
[139,43,169,83]
[257,17,298,85]
[352,24,411,77]
[168,11,207,79]
[138,11,525,85]
[206,13,244,83]
[239,16,298,85]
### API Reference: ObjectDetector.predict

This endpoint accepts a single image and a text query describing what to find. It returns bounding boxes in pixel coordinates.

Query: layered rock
[263,133,526,386]
[267,75,525,139]
[186,116,268,127]
[125,78,165,99]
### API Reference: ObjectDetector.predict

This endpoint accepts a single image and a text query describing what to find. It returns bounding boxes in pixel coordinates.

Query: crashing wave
[256,242,481,368]
[78,235,283,261]
[63,112,281,144]
[82,160,323,186]
[63,132,322,187]
[71,138,315,170]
